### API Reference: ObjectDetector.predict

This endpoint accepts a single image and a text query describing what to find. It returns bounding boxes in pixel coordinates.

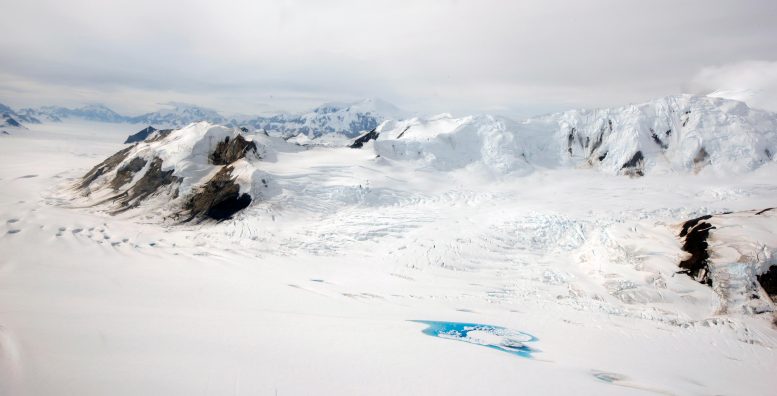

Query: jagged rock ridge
[73,122,273,222]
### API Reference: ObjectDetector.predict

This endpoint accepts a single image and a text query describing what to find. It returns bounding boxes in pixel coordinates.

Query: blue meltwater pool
[411,320,539,358]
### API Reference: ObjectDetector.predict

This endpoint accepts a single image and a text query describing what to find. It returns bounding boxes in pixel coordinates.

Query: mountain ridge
[12,98,405,138]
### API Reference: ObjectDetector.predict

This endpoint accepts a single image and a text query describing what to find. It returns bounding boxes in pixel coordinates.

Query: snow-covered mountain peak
[243,98,406,138]
[18,104,125,123]
[70,121,302,221]
[129,103,226,128]
[313,98,401,115]
[158,102,221,116]
[74,104,126,122]
[369,94,777,176]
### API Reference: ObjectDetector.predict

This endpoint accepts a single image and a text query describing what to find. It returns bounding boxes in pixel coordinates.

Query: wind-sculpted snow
[373,95,777,176]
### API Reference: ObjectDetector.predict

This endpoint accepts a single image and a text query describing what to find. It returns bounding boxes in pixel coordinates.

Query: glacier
[1,94,776,395]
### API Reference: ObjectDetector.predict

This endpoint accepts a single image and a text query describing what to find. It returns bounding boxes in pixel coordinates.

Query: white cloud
[690,61,777,112]
[1,0,776,115]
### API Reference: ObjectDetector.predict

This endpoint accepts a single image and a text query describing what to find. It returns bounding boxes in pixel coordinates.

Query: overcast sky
[1,0,776,117]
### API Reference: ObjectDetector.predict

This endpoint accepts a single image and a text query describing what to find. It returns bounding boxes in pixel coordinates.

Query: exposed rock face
[146,129,174,143]
[693,147,710,173]
[678,215,715,285]
[111,157,147,190]
[758,266,777,302]
[80,145,134,191]
[620,151,645,177]
[112,158,180,212]
[124,126,157,144]
[74,123,271,222]
[209,135,257,165]
[349,128,379,148]
[676,209,777,315]
[182,166,251,221]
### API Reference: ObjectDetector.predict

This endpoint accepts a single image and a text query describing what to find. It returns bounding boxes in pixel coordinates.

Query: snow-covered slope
[374,114,534,174]
[243,98,407,138]
[21,104,127,123]
[0,102,29,133]
[16,98,405,138]
[371,95,777,176]
[3,107,777,395]
[70,122,292,221]
[1,113,25,130]
[0,102,39,125]
[17,107,61,122]
[129,102,227,127]
[676,209,777,315]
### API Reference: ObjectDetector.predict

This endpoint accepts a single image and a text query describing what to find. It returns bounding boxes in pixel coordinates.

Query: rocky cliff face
[73,122,274,222]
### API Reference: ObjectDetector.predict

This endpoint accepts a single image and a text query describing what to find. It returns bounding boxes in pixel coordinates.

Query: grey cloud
[1,0,776,116]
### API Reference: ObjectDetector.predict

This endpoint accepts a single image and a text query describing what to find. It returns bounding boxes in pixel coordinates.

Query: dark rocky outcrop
[77,128,264,221]
[589,131,604,157]
[80,145,134,191]
[650,128,668,149]
[566,128,575,155]
[757,266,777,302]
[677,210,777,302]
[620,151,644,177]
[693,147,709,164]
[146,129,174,143]
[182,166,251,221]
[209,135,258,165]
[677,215,716,286]
[124,126,157,144]
[349,128,380,149]
[110,157,147,190]
[112,157,180,211]
[681,110,691,127]
[692,147,710,172]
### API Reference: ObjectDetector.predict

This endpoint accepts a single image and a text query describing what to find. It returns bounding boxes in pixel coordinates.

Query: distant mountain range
[238,98,406,138]
[1,102,37,133]
[1,99,406,138]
